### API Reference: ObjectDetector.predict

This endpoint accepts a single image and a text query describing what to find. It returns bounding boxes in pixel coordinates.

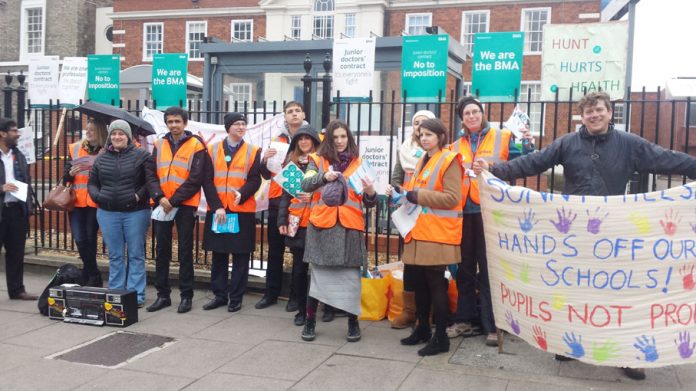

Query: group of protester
[2,91,696,381]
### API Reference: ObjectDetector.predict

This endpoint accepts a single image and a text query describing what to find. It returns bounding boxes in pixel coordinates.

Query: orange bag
[387,274,404,322]
[448,278,458,315]
[359,273,392,321]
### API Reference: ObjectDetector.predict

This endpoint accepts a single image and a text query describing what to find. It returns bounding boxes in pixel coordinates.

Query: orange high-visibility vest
[69,142,98,208]
[208,140,259,213]
[268,133,290,200]
[288,196,311,228]
[307,154,364,231]
[449,127,511,205]
[154,136,205,208]
[404,149,463,245]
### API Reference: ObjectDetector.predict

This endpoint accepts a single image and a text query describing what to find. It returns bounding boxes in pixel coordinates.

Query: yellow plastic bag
[359,274,392,321]
[387,274,404,322]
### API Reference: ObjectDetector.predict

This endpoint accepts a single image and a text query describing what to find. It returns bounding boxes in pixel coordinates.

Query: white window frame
[344,13,356,38]
[612,102,626,125]
[229,83,253,106]
[520,7,551,55]
[312,0,335,39]
[405,13,432,36]
[290,15,301,40]
[20,0,46,61]
[519,81,545,136]
[142,22,164,62]
[185,21,207,61]
[231,19,254,42]
[461,10,490,55]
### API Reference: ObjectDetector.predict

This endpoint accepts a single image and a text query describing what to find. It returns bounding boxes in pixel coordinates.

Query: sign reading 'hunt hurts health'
[479,171,696,368]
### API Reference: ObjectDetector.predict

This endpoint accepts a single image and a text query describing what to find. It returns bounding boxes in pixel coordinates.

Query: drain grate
[50,331,174,368]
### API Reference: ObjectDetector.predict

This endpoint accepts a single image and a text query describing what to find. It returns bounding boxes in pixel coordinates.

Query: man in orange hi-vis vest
[145,106,207,314]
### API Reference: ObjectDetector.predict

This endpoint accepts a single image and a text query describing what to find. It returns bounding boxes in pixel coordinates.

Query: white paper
[8,180,28,202]
[391,202,421,238]
[17,127,36,165]
[272,161,304,197]
[503,105,530,139]
[348,160,377,195]
[151,206,178,221]
[265,142,290,173]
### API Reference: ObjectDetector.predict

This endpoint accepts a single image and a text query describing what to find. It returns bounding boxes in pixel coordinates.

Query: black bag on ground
[37,264,84,316]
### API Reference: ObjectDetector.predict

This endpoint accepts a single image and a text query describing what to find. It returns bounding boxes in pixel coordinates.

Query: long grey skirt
[308,265,361,316]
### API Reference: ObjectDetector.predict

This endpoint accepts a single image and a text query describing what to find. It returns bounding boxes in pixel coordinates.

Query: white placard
[151,206,178,221]
[28,56,60,107]
[265,141,290,173]
[332,37,376,101]
[17,126,35,165]
[391,202,421,238]
[358,135,397,195]
[57,57,88,108]
[8,180,28,202]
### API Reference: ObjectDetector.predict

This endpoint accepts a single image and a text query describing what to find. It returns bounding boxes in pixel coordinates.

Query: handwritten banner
[479,171,696,368]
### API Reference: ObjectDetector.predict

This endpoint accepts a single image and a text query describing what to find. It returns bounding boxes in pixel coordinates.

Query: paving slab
[505,379,606,391]
[337,322,423,363]
[271,317,354,347]
[0,313,54,342]
[0,356,106,391]
[0,342,48,374]
[559,359,681,390]
[4,319,114,355]
[191,313,290,345]
[125,309,225,339]
[399,367,509,391]
[184,372,294,391]
[73,368,194,391]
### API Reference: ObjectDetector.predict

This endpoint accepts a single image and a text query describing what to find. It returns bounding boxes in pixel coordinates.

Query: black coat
[88,145,151,211]
[491,125,696,196]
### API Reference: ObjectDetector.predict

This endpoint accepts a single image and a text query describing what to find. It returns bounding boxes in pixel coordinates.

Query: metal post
[3,72,13,118]
[624,0,637,95]
[301,54,313,124]
[16,72,26,128]
[321,53,332,129]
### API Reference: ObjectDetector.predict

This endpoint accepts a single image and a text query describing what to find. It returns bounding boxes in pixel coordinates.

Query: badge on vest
[422,168,431,179]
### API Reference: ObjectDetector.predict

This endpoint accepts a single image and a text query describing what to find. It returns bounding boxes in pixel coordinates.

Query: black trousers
[454,212,495,333]
[154,205,196,299]
[1,204,28,298]
[69,206,101,283]
[403,264,415,292]
[210,251,250,304]
[411,264,449,336]
[264,205,288,299]
[290,247,308,314]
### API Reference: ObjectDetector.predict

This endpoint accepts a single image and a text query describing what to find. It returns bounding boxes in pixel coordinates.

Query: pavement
[1,261,695,390]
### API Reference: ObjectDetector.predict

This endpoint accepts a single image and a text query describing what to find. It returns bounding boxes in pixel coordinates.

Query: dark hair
[286,134,318,165]
[163,106,189,123]
[578,91,612,114]
[316,119,358,163]
[419,118,449,148]
[0,118,17,132]
[283,101,304,113]
[456,96,489,132]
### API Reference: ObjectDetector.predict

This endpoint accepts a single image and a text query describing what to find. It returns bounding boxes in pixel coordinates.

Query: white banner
[332,37,376,101]
[57,57,88,108]
[358,135,397,195]
[541,22,628,101]
[17,127,35,165]
[28,56,60,107]
[479,171,696,368]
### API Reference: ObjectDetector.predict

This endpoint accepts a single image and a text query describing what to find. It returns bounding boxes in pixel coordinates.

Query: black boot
[347,317,361,342]
[417,334,450,356]
[400,323,431,346]
[301,318,316,341]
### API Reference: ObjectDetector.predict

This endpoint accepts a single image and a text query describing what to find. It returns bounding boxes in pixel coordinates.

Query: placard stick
[52,108,68,147]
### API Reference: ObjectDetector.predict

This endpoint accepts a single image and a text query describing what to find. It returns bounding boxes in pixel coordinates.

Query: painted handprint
[680,264,695,290]
[659,208,681,236]
[500,259,515,281]
[592,340,620,363]
[492,210,505,226]
[518,208,539,233]
[532,325,547,351]
[519,263,530,283]
[585,207,608,234]
[691,210,696,233]
[505,311,521,335]
[563,332,585,358]
[634,335,659,362]
[675,331,696,359]
[629,212,652,234]
[552,294,566,311]
[549,207,577,234]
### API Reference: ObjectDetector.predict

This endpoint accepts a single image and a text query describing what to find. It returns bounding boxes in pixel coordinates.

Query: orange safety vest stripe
[449,127,511,205]
[208,140,259,213]
[404,149,463,245]
[268,133,290,200]
[288,197,311,228]
[307,153,365,231]
[155,137,205,208]
[69,142,97,208]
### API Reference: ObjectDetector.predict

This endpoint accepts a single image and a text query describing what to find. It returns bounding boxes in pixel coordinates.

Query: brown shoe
[11,291,38,301]
[390,291,416,329]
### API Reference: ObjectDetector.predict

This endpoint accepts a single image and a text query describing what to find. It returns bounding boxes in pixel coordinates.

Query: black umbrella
[75,101,156,136]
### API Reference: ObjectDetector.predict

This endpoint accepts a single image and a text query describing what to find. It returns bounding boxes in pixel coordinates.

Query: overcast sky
[631,0,693,90]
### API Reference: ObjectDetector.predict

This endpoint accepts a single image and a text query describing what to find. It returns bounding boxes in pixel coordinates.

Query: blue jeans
[97,208,151,303]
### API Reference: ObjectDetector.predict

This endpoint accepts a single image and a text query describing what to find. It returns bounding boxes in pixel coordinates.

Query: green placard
[87,54,120,105]
[401,35,448,103]
[471,32,524,102]
[152,53,188,109]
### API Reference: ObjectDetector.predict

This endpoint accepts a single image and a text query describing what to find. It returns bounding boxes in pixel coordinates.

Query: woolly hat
[107,119,132,142]
[288,124,321,152]
[411,110,436,125]
[322,173,348,207]
[456,96,484,120]
[224,112,247,130]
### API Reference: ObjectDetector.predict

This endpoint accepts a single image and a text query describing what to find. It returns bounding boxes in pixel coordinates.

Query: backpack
[38,264,84,316]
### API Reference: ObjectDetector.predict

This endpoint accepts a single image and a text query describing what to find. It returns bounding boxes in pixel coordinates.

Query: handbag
[42,181,76,212]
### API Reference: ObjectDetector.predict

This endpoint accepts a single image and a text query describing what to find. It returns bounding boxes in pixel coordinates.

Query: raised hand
[586,207,608,234]
[532,325,547,351]
[634,335,659,362]
[675,331,696,359]
[592,340,620,363]
[680,264,695,290]
[549,207,577,234]
[518,208,539,233]
[563,332,585,358]
[505,311,521,335]
[660,208,681,235]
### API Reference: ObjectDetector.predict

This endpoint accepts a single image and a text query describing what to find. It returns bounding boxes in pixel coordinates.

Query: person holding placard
[387,119,463,356]
[389,109,436,329]
[276,124,321,326]
[473,91,696,381]
[201,112,262,313]
[0,118,37,301]
[300,119,377,342]
[448,96,535,347]
[257,101,309,312]
[88,120,151,307]
[63,118,108,287]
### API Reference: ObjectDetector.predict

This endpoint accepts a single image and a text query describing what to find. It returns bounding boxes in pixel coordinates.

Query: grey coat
[491,125,696,196]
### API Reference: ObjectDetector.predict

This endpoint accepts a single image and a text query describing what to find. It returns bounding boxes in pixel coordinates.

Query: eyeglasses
[462,110,482,117]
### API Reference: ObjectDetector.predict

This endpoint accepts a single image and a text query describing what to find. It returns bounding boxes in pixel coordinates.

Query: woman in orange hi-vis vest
[63,118,107,287]
[447,96,535,347]
[299,120,377,343]
[389,109,436,330]
[387,118,463,357]
[276,124,321,327]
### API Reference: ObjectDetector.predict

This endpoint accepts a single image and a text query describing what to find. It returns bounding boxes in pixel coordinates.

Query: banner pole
[53,107,68,147]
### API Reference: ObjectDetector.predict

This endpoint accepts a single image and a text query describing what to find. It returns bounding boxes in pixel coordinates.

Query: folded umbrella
[75,101,156,136]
